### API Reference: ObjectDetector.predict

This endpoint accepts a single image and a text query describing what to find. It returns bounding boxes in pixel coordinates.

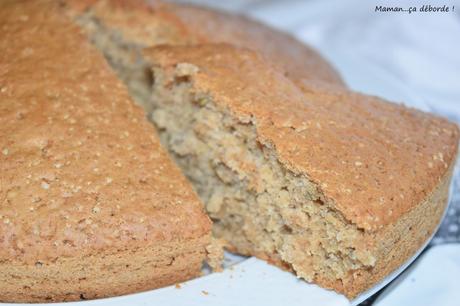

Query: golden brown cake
[144,43,459,299]
[2,0,458,302]
[0,0,211,302]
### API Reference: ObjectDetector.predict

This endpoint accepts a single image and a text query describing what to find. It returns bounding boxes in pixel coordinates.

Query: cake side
[0,237,208,302]
[345,161,454,297]
[0,0,211,302]
[143,43,459,298]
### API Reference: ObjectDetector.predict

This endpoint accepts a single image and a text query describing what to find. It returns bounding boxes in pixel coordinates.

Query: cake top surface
[163,2,344,86]
[0,0,210,263]
[145,43,459,231]
[66,0,344,86]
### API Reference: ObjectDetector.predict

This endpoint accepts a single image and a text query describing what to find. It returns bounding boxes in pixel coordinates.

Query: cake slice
[0,1,211,302]
[144,43,459,298]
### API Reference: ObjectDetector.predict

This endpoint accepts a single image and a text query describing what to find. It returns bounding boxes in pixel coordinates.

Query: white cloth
[247,0,460,120]
[374,244,460,306]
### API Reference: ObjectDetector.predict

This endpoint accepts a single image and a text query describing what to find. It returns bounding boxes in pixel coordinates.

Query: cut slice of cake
[143,43,459,298]
[0,1,211,302]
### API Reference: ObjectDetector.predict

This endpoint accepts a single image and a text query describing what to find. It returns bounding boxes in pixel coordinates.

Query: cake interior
[74,10,154,111]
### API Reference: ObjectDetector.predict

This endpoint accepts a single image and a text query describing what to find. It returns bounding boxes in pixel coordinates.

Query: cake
[0,0,211,302]
[1,0,458,302]
[143,43,459,298]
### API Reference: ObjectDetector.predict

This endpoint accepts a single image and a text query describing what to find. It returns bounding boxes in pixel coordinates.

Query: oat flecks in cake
[205,238,226,272]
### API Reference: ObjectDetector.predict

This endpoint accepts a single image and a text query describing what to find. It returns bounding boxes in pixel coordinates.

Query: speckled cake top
[0,1,210,263]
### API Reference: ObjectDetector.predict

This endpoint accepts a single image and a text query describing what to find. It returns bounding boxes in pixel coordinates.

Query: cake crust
[0,0,211,302]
